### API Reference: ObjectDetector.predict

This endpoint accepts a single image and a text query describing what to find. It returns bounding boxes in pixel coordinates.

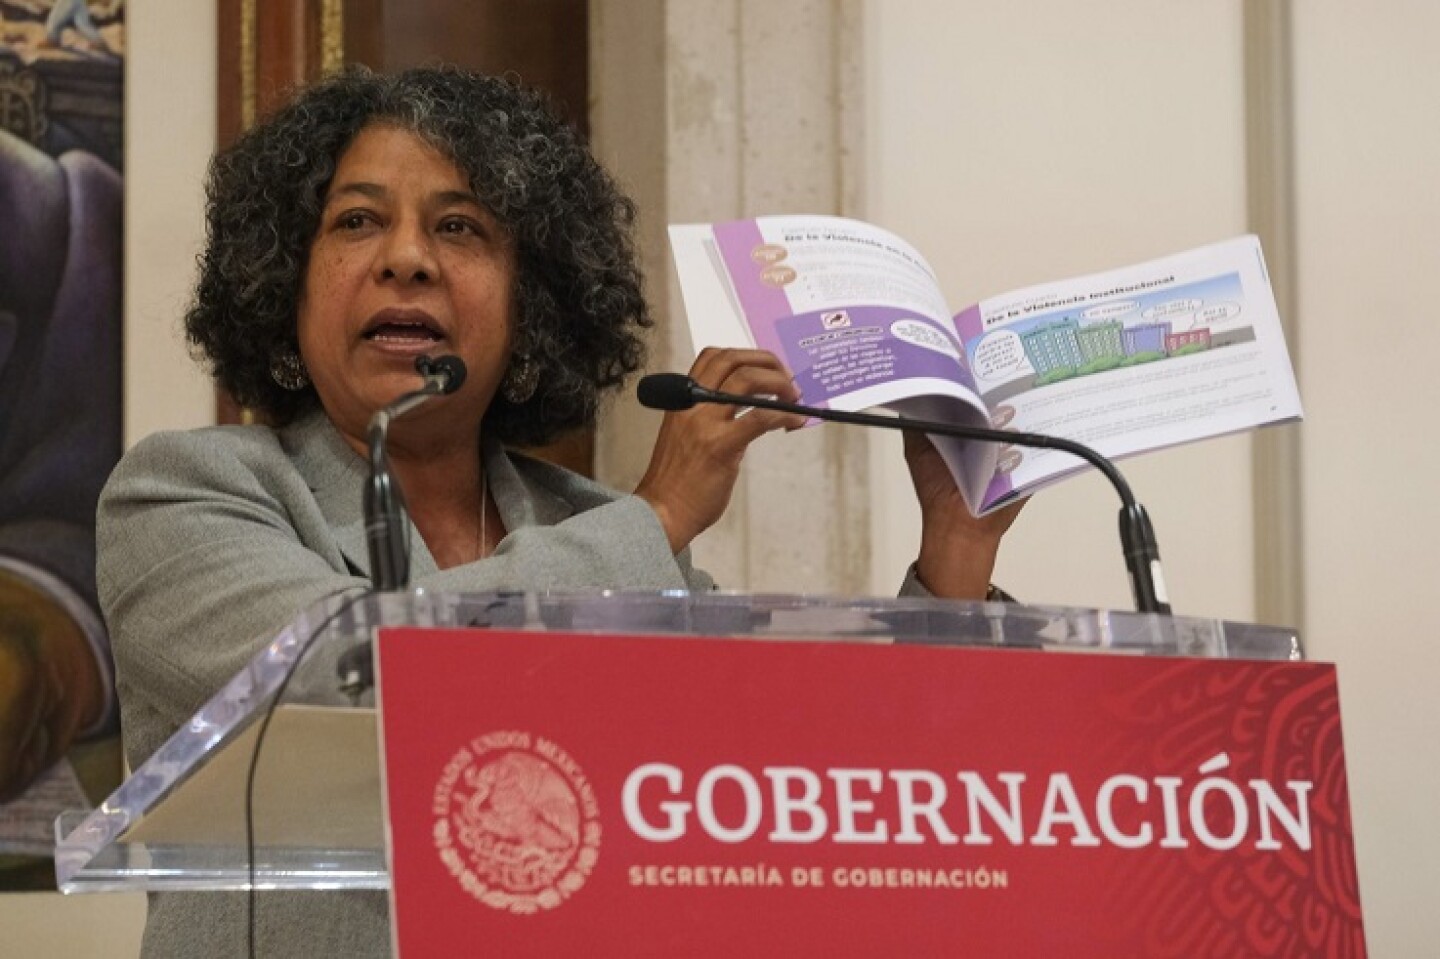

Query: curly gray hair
[186,66,650,446]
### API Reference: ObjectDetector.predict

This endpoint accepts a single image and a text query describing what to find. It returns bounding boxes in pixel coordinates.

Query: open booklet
[669,216,1302,515]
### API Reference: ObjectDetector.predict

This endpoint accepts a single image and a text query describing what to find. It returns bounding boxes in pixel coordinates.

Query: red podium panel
[377,628,1364,958]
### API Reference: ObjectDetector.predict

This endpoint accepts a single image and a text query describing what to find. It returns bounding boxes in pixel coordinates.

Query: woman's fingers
[690,346,797,392]
[670,347,807,437]
[690,349,803,425]
[715,370,807,435]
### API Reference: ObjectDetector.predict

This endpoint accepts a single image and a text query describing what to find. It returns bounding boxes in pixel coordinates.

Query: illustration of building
[1121,321,1171,356]
[1020,318,1083,377]
[1075,320,1124,365]
[1164,328,1212,353]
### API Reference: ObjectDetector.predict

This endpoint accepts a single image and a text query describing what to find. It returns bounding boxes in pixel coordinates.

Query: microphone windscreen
[637,373,698,411]
[430,355,468,394]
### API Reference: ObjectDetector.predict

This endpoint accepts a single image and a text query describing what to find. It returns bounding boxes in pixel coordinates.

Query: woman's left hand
[905,431,1026,599]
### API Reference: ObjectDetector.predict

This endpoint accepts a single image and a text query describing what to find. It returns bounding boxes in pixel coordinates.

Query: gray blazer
[98,411,710,958]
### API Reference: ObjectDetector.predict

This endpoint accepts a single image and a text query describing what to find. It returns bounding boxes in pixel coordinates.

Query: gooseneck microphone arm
[364,354,468,592]
[637,372,1171,615]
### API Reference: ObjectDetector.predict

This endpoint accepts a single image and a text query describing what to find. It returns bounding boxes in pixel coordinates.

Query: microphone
[415,353,467,395]
[636,372,1171,615]
[364,354,469,592]
[637,372,695,411]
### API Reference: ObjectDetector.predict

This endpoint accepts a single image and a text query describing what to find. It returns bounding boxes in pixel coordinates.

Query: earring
[269,349,310,391]
[501,353,539,404]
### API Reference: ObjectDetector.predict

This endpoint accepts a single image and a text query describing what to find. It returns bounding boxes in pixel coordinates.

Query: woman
[99,67,1019,956]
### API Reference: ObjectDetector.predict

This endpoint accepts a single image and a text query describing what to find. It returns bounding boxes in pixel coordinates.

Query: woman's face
[297,124,516,443]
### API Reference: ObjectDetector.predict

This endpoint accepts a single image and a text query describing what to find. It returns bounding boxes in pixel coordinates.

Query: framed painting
[0,0,124,891]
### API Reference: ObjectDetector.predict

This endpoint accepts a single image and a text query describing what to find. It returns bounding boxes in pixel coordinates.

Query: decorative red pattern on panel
[1096,661,1364,957]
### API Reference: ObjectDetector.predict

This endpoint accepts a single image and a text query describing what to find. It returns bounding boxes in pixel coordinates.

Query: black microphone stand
[363,354,468,591]
[646,375,1171,615]
[339,355,467,699]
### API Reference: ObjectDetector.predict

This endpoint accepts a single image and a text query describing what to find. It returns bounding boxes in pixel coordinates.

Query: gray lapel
[281,411,440,580]
[282,412,373,577]
[282,413,587,579]
[484,435,577,532]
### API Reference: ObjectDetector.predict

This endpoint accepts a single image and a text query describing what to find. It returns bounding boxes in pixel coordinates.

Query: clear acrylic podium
[54,590,1301,894]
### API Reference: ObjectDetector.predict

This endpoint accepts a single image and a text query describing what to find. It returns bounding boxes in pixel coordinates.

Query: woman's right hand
[635,348,807,553]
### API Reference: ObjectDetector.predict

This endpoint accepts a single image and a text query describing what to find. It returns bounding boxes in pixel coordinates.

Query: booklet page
[953,236,1302,509]
[669,216,989,419]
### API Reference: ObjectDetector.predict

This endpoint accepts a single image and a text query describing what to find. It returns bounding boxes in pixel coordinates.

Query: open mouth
[362,312,445,346]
